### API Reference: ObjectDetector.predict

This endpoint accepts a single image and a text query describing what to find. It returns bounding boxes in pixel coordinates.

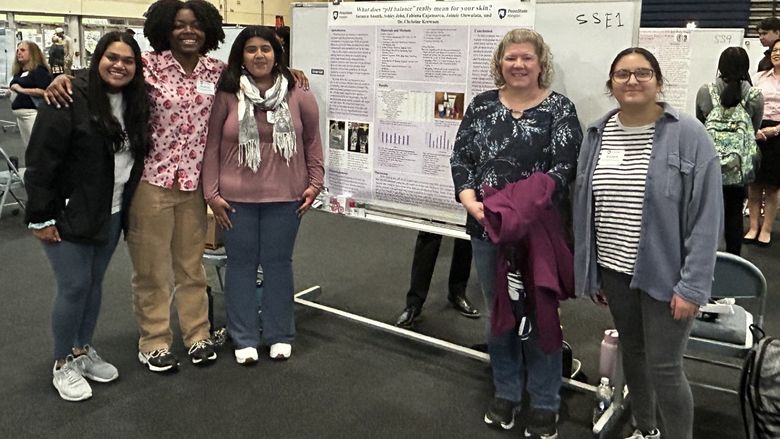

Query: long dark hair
[717,47,752,108]
[217,26,295,93]
[87,31,149,156]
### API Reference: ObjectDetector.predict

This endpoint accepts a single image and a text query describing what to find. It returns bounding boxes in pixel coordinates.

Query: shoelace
[62,362,84,384]
[188,340,210,354]
[150,347,171,358]
[86,349,103,363]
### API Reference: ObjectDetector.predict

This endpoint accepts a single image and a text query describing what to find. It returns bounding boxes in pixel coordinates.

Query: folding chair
[0,145,25,220]
[0,119,18,133]
[685,252,768,394]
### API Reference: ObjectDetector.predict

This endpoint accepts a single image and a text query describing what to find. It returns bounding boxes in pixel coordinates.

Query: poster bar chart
[380,131,410,146]
[426,131,452,151]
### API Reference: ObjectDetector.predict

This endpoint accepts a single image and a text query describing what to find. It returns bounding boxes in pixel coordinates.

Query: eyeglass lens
[612,68,654,82]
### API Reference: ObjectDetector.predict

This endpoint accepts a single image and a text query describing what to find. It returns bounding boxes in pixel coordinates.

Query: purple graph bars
[380,131,410,145]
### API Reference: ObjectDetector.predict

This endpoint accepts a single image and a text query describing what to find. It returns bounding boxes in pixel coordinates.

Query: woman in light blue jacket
[573,48,723,439]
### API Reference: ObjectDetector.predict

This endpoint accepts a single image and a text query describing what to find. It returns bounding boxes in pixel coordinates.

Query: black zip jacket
[24,77,145,244]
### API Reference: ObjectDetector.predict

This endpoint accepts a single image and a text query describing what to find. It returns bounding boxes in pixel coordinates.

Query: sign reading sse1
[576,12,625,29]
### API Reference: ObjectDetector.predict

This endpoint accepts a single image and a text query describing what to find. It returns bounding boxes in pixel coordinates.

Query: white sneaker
[52,356,92,401]
[626,429,660,439]
[269,343,292,360]
[235,347,258,365]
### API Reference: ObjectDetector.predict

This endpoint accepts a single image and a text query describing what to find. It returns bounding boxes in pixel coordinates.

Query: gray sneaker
[52,356,92,401]
[73,346,119,383]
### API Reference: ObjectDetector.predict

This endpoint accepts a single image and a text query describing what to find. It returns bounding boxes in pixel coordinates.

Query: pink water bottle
[599,329,619,383]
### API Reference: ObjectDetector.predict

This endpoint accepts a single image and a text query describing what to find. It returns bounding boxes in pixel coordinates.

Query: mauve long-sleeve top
[201,86,324,203]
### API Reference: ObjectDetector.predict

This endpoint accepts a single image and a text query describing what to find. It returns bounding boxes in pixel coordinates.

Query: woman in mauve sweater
[201,26,323,364]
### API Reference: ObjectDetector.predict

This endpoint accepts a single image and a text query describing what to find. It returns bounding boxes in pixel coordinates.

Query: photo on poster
[433,91,465,120]
[329,120,346,150]
[347,122,370,154]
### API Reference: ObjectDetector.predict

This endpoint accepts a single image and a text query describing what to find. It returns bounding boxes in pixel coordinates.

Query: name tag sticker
[600,149,624,167]
[196,80,215,95]
[20,71,30,78]
[267,111,275,123]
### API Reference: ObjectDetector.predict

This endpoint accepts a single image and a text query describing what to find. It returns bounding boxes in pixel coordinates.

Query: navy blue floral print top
[451,89,583,238]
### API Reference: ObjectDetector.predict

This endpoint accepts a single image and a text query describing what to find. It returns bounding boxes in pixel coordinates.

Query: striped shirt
[592,114,655,274]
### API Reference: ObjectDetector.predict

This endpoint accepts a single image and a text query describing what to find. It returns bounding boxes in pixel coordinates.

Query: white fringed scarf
[237,74,296,172]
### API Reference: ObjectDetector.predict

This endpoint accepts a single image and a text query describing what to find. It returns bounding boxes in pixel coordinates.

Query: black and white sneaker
[484,397,520,430]
[188,339,217,365]
[524,408,558,439]
[625,428,660,439]
[138,348,178,372]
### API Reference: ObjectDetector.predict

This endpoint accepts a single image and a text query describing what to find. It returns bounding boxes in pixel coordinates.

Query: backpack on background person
[740,324,780,439]
[704,84,761,186]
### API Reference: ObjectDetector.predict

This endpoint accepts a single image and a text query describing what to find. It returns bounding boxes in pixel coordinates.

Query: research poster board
[291,0,639,228]
[743,37,765,76]
[0,29,14,88]
[638,28,745,115]
[535,0,640,128]
[325,0,535,225]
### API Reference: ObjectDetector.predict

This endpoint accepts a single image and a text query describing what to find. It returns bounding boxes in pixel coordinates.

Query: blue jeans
[45,213,121,360]
[471,237,562,411]
[223,201,300,348]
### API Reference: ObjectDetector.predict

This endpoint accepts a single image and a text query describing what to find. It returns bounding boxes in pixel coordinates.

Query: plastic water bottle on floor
[593,377,614,424]
[599,329,619,383]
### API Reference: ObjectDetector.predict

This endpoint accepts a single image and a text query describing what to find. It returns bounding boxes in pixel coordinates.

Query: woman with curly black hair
[142,0,224,57]
[124,0,226,372]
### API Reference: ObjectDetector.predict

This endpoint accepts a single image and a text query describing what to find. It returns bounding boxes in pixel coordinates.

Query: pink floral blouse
[142,50,225,191]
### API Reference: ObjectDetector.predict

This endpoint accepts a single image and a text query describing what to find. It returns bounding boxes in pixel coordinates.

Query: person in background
[574,47,722,439]
[54,27,75,74]
[48,35,66,78]
[451,28,581,439]
[757,18,780,72]
[745,38,780,248]
[202,25,323,363]
[24,31,148,401]
[9,41,51,148]
[695,47,763,255]
[395,232,479,329]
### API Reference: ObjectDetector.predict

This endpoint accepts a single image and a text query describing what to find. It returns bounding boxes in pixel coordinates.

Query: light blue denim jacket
[573,103,723,306]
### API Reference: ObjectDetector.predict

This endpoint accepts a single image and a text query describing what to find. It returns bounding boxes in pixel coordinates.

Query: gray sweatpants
[600,268,694,439]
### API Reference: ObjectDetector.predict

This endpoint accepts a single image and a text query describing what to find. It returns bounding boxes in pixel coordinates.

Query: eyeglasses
[611,68,655,83]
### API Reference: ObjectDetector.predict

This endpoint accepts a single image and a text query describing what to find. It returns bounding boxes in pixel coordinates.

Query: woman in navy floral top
[451,29,581,438]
